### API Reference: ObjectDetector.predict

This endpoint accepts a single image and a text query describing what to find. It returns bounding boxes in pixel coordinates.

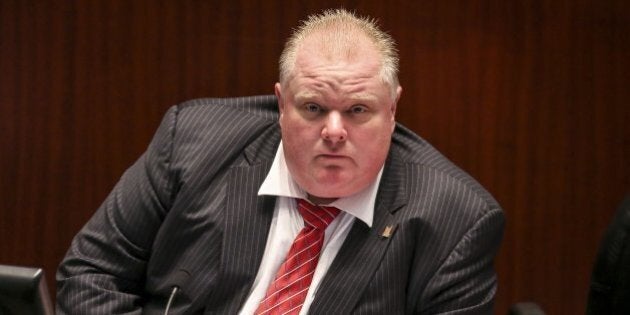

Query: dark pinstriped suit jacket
[57,95,504,314]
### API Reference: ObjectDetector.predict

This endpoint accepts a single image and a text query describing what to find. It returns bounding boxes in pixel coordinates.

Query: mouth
[318,153,347,159]
[315,154,351,165]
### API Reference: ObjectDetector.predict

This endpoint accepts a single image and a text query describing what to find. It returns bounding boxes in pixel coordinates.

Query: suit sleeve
[419,207,505,314]
[56,105,180,315]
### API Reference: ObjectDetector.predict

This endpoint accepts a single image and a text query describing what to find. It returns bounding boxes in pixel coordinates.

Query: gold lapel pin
[381,224,398,238]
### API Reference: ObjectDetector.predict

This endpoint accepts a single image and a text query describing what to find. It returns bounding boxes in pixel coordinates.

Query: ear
[390,86,402,131]
[275,82,284,115]
[392,86,402,115]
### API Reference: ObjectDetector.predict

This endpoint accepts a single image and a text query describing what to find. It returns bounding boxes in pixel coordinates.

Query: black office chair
[587,194,630,314]
[508,302,546,315]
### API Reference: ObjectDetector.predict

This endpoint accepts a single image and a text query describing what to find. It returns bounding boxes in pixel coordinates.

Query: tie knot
[297,199,341,230]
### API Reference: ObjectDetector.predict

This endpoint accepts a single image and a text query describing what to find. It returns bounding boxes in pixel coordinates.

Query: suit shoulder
[176,95,279,122]
[391,123,501,214]
[157,95,280,172]
[163,95,279,145]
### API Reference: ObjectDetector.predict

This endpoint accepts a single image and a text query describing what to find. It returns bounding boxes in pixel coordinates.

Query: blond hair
[279,9,400,93]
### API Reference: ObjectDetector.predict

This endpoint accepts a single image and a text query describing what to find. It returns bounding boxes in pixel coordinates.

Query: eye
[305,103,322,113]
[349,105,368,114]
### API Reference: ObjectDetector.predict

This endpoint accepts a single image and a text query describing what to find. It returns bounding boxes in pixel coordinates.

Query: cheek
[355,125,392,160]
[360,118,395,141]
[281,119,314,158]
[283,114,319,140]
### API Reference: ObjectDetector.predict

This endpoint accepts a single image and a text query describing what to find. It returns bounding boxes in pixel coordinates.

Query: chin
[300,171,368,198]
[306,182,359,199]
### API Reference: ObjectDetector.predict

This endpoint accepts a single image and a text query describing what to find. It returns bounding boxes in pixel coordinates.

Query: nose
[321,111,347,143]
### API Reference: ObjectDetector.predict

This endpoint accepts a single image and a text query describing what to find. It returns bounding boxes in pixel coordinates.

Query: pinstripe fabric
[56,95,504,314]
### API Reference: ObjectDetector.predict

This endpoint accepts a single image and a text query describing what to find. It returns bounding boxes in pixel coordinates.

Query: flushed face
[276,36,401,204]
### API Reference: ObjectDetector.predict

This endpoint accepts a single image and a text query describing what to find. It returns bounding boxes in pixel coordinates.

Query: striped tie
[254,199,341,315]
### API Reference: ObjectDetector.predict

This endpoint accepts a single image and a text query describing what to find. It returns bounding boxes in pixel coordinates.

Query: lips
[318,154,347,159]
[315,154,352,166]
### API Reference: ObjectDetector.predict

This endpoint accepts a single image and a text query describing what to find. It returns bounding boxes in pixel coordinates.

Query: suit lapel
[309,151,408,314]
[207,126,281,313]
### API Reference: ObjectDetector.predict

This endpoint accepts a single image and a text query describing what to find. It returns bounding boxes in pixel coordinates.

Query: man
[57,9,504,314]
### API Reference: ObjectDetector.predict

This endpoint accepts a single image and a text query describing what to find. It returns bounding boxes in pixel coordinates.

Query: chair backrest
[508,302,546,315]
[587,194,630,314]
[0,265,54,315]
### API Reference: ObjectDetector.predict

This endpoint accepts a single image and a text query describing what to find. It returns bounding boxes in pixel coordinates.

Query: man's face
[276,37,402,204]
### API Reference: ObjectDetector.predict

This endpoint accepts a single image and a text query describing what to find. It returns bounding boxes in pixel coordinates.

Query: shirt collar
[258,141,382,227]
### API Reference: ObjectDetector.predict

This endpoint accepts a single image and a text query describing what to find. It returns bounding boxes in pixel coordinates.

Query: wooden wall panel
[1,1,628,314]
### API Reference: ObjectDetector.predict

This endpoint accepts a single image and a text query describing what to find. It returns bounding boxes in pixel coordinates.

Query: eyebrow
[294,91,378,104]
[346,92,378,103]
[294,91,320,101]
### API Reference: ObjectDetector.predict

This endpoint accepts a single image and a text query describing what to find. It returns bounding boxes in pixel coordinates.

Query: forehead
[292,37,383,85]
[285,31,395,102]
[289,62,386,103]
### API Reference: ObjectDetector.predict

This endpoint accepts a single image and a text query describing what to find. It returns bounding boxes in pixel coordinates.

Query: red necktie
[254,199,341,315]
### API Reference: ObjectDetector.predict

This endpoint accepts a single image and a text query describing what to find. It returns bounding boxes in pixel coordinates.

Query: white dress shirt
[238,142,383,315]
